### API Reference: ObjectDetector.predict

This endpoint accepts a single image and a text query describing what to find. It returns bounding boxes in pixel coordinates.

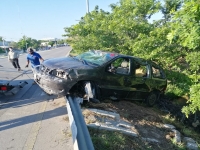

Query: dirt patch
[83,99,200,150]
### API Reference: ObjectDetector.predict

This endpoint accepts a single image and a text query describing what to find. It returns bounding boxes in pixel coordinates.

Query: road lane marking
[23,101,47,150]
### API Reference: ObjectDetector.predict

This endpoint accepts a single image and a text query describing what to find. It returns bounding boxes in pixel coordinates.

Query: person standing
[8,47,21,71]
[25,48,44,69]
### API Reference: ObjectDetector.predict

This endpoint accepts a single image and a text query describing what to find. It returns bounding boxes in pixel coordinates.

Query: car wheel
[146,92,158,107]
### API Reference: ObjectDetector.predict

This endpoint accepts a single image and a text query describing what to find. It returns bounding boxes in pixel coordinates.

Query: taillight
[1,86,7,91]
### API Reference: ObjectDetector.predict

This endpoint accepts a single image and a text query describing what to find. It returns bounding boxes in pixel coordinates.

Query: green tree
[64,5,118,53]
[63,0,199,116]
[167,0,200,117]
[18,36,41,51]
[57,39,65,45]
[30,39,41,50]
[48,41,55,47]
[18,36,28,51]
[9,41,18,49]
[161,0,182,21]
[64,0,161,54]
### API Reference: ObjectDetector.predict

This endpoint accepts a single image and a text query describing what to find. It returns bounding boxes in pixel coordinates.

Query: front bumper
[33,66,70,96]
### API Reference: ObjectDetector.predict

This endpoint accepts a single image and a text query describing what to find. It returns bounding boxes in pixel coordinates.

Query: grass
[170,138,186,150]
[88,128,154,150]
[88,127,193,150]
[158,111,200,149]
[159,108,200,139]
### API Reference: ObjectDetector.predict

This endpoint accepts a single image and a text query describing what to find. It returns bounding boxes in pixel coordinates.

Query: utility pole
[86,0,89,13]
[24,36,27,52]
[3,38,5,47]
[2,37,7,54]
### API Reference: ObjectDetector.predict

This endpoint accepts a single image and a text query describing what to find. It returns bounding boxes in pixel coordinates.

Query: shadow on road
[0,92,56,109]
[0,97,68,131]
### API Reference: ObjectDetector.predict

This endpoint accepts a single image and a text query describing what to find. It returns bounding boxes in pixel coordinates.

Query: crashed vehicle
[33,50,167,106]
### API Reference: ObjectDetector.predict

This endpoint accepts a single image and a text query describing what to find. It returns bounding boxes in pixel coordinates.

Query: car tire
[146,92,158,107]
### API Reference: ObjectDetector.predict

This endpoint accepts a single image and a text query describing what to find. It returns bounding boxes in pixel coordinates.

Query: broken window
[152,66,162,78]
[135,63,147,78]
[107,58,130,75]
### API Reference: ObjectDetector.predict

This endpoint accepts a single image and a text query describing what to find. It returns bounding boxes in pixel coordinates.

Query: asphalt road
[0,47,73,150]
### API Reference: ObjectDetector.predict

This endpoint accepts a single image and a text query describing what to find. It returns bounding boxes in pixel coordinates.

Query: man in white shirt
[8,47,21,71]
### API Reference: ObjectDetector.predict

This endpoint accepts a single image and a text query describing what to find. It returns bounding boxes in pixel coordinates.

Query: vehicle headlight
[51,69,68,79]
[40,65,46,72]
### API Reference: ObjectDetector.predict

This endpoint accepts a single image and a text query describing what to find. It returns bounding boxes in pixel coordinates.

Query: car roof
[92,50,143,60]
[92,50,149,65]
[115,53,147,65]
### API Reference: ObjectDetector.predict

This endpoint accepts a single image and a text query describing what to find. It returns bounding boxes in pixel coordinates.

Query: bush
[0,47,5,53]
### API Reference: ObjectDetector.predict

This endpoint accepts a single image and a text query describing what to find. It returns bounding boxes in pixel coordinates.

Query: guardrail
[65,95,94,150]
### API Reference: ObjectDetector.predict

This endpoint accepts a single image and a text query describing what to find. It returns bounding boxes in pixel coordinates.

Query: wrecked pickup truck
[33,50,167,106]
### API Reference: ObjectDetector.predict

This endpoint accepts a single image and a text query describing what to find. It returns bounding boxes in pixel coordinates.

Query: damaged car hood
[42,57,94,70]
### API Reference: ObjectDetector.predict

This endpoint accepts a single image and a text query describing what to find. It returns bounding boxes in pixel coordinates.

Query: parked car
[33,50,167,106]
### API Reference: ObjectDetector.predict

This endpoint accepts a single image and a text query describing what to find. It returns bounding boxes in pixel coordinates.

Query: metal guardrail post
[65,95,94,150]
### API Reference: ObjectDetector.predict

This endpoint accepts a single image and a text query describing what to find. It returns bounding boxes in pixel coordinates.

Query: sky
[0,0,120,41]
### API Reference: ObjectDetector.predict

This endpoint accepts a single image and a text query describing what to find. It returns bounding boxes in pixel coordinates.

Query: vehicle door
[100,57,131,99]
[149,62,167,92]
[125,59,152,100]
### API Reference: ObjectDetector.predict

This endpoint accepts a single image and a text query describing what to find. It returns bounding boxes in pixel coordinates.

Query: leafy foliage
[18,36,41,50]
[167,0,200,116]
[9,41,18,49]
[63,0,199,116]
[168,0,200,49]
[182,84,200,118]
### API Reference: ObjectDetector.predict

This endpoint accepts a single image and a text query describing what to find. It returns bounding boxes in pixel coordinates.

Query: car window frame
[104,56,132,76]
[150,62,166,79]
[131,58,150,78]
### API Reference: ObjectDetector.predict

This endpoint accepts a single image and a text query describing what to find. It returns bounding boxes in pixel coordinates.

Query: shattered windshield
[75,50,118,66]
